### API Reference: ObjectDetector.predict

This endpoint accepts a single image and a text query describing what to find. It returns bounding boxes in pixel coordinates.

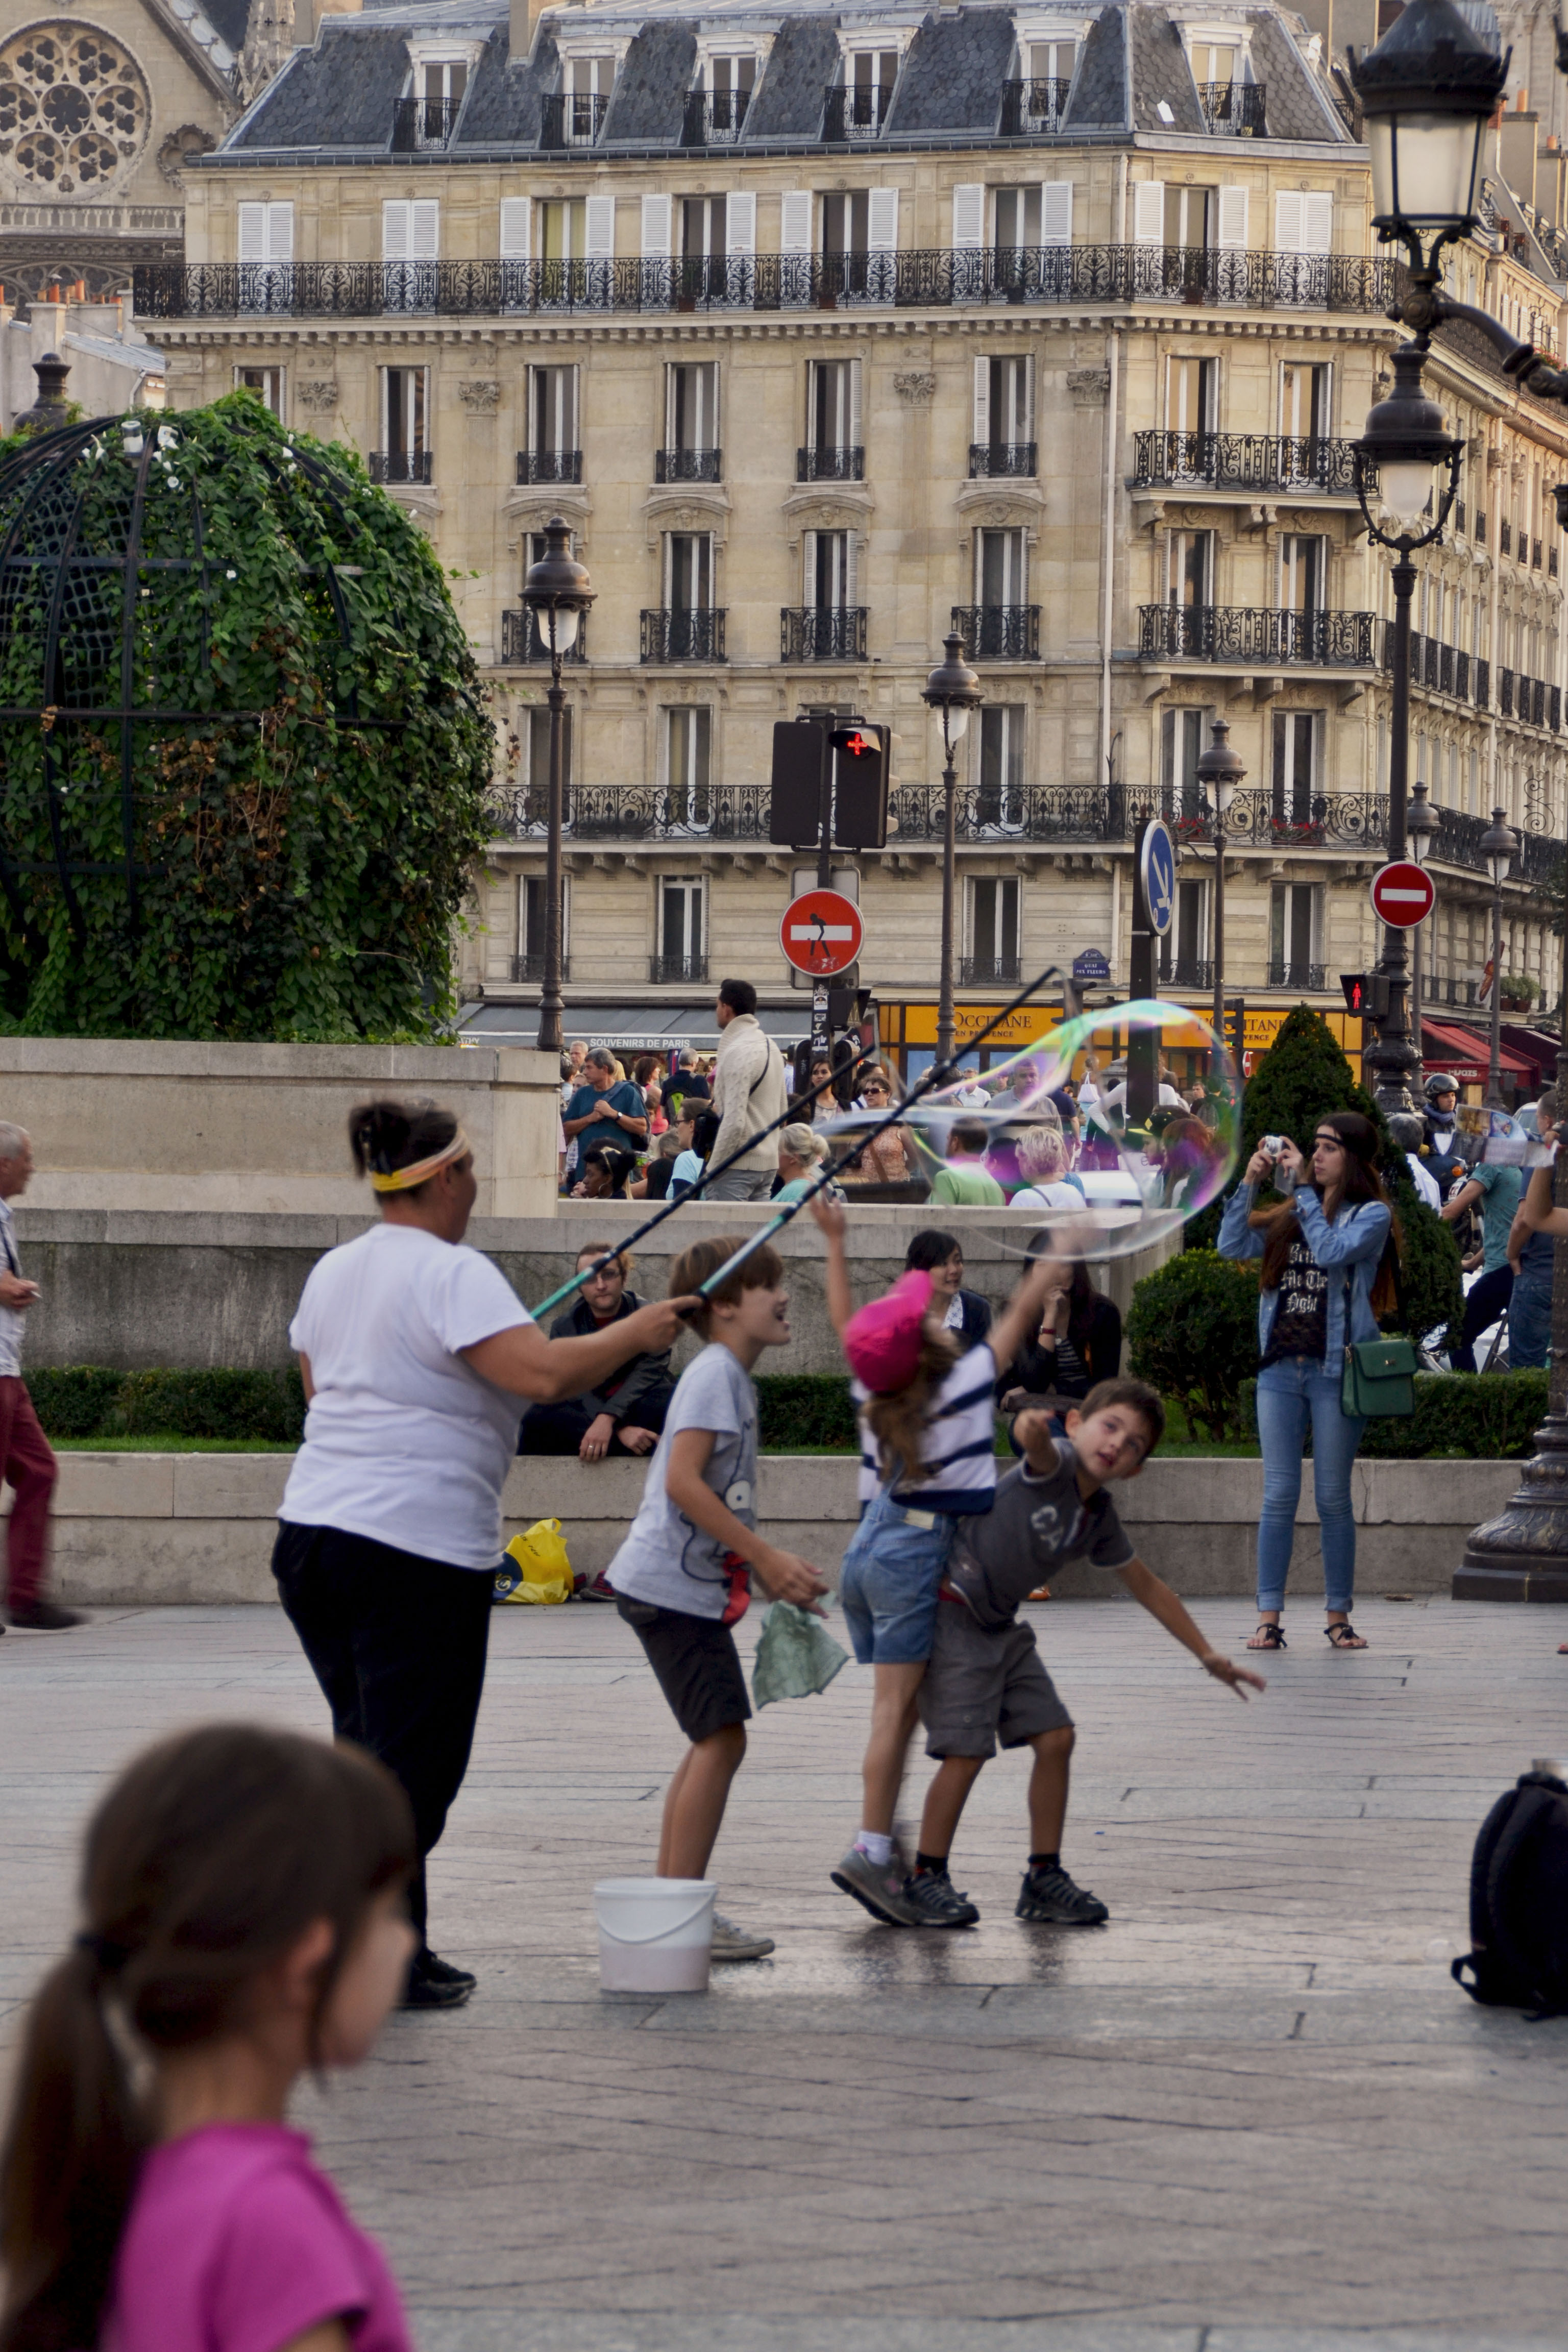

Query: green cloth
[751,1601,850,1708]
[929,1163,1006,1207]
[1474,1160,1523,1273]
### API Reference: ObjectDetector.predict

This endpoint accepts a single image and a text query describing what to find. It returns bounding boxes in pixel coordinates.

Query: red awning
[1500,1025,1562,1077]
[1421,1018,1534,1087]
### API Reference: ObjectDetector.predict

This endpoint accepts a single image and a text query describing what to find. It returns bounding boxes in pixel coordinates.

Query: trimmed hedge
[755,1374,857,1450]
[1125,1248,1262,1441]
[1239,1369,1549,1459]
[26,1367,306,1444]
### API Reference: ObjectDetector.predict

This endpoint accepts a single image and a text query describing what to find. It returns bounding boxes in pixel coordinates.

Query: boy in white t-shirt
[609,1234,828,1961]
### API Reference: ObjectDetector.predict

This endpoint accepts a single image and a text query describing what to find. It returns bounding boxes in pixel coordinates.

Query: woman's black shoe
[401,1951,476,2010]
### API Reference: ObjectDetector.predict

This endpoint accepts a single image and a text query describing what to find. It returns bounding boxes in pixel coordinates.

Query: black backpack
[1452,1769,1568,2015]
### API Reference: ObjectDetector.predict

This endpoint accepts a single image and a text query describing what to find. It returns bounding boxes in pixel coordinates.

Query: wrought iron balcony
[517,449,582,485]
[391,96,462,150]
[1198,79,1266,133]
[681,86,750,144]
[486,783,769,841]
[650,953,709,984]
[368,449,432,484]
[540,91,609,148]
[1133,430,1362,494]
[1139,604,1376,667]
[797,444,864,480]
[960,953,1023,986]
[655,447,722,483]
[951,604,1040,660]
[780,607,868,662]
[969,442,1037,477]
[1160,958,1215,990]
[641,609,726,663]
[999,77,1072,134]
[500,609,589,666]
[135,247,1399,323]
[1267,960,1327,990]
[1496,672,1560,730]
[822,83,892,140]
[1386,627,1483,707]
[511,952,570,982]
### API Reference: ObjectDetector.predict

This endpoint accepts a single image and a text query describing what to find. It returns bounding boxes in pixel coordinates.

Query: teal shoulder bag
[1341,1335,1416,1416]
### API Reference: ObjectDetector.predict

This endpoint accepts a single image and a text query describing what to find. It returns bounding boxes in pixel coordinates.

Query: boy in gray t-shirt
[609,1235,828,1962]
[906,1380,1265,1929]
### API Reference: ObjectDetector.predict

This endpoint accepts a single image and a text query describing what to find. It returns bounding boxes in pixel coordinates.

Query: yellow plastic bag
[494,1518,574,1606]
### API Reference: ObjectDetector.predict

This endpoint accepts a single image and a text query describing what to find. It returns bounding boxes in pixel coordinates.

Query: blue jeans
[1255,1356,1365,1616]
[840,1493,956,1665]
[1508,1240,1554,1371]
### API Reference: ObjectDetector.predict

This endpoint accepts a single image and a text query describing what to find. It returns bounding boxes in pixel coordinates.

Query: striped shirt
[854,1343,999,1516]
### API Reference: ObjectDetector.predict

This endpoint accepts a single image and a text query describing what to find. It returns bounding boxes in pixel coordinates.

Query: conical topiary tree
[1186,1005,1462,1346]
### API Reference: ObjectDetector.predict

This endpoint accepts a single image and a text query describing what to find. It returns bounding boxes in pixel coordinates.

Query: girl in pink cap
[811,1197,1056,1928]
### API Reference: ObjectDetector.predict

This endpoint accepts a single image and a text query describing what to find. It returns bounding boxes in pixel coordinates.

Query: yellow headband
[370,1129,471,1193]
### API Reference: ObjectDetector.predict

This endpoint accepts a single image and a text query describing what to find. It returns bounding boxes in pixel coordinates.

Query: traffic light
[769,719,828,848]
[829,720,890,850]
[1340,973,1366,1014]
[1340,973,1390,1017]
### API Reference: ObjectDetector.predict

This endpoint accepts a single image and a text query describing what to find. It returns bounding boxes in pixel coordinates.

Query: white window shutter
[867,187,898,250]
[849,357,862,445]
[1303,191,1333,252]
[1274,190,1304,252]
[952,182,985,248]
[266,202,293,262]
[238,203,265,262]
[585,194,616,256]
[382,200,409,259]
[1041,179,1073,244]
[972,356,990,445]
[1133,181,1164,244]
[780,190,813,252]
[726,189,756,256]
[500,197,530,257]
[1217,185,1247,249]
[641,192,672,257]
[411,201,439,257]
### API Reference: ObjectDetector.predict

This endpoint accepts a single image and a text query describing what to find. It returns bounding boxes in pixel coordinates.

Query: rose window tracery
[0,24,149,195]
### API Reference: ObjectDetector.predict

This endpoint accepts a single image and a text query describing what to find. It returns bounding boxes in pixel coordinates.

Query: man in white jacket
[708,978,789,1200]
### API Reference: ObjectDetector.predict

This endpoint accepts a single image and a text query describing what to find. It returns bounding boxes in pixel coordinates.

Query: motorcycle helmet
[1424,1072,1459,1102]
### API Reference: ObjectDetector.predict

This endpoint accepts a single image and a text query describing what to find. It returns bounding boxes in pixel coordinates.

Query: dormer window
[685,50,755,143]
[396,43,478,150]
[829,47,899,139]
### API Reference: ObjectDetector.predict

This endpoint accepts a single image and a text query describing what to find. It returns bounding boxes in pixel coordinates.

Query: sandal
[1325,1621,1367,1651]
[1247,1622,1287,1650]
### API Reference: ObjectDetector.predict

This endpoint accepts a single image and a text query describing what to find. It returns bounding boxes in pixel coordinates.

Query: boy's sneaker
[830,1844,924,1927]
[710,1914,775,1962]
[902,1868,980,1929]
[1015,1863,1109,1926]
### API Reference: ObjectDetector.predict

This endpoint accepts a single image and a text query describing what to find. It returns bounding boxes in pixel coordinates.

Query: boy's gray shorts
[918,1599,1074,1759]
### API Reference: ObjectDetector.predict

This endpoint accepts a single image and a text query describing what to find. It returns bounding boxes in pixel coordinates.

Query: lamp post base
[1453,1413,1568,1600]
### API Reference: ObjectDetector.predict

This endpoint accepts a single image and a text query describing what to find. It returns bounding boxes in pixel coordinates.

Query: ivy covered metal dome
[0,378,491,1039]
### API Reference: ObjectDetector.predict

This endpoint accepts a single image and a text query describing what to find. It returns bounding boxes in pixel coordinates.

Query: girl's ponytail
[0,1943,144,2352]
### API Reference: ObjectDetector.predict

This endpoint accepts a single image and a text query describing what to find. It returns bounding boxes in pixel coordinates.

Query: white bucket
[594,1876,716,1994]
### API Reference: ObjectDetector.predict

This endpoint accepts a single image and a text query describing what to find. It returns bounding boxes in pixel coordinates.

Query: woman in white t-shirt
[274,1098,692,2012]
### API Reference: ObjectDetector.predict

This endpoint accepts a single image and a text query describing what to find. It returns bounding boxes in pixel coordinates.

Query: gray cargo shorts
[918,1596,1074,1759]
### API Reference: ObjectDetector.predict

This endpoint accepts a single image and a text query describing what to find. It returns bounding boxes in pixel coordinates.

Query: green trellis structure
[0,384,492,1040]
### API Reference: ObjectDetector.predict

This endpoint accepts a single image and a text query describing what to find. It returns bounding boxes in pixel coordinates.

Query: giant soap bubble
[823,998,1239,1262]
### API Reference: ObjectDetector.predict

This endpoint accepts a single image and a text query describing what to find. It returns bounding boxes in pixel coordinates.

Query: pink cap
[843,1268,933,1393]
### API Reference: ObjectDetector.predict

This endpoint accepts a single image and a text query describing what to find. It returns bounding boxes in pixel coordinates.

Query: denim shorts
[839,1494,958,1666]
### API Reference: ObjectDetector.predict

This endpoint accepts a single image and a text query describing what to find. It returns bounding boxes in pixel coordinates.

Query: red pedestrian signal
[1340,973,1366,1013]
[831,727,876,760]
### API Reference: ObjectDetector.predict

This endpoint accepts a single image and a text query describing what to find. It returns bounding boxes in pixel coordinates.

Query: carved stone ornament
[894,371,935,405]
[295,380,337,411]
[157,124,213,186]
[458,379,501,412]
[1068,368,1111,408]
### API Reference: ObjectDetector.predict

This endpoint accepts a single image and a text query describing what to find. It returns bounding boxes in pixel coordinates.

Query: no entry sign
[780,888,864,976]
[1369,861,1436,929]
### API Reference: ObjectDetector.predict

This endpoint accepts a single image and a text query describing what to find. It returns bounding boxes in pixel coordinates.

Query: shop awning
[1500,1024,1563,1080]
[458,1001,814,1053]
[1420,1018,1534,1088]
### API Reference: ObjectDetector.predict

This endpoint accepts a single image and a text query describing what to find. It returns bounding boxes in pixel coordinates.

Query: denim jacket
[1217,1183,1391,1364]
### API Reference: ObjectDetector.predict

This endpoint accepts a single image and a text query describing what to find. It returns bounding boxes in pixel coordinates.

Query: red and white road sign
[780,888,864,977]
[1369,860,1436,929]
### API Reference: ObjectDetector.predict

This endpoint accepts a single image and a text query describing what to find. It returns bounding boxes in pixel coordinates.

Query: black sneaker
[419,1950,477,1991]
[9,1600,82,1630]
[1015,1863,1109,1926]
[902,1868,980,1928]
[400,1952,475,2010]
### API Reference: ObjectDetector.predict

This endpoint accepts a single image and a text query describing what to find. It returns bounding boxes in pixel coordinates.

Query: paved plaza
[3,1595,1568,2351]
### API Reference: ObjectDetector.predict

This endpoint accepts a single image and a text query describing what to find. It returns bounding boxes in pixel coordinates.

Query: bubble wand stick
[530,1040,882,1320]
[691,964,1065,1306]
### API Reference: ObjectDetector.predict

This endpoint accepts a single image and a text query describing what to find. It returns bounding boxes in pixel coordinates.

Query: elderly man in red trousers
[0,1124,78,1630]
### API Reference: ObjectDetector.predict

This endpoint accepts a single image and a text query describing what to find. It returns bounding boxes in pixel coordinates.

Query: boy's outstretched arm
[1116,1557,1267,1700]
[807,1192,854,1336]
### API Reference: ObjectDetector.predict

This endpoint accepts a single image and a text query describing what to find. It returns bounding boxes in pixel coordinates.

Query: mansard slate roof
[222,0,1355,158]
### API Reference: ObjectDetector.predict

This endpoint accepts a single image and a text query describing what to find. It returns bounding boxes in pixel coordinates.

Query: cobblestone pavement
[3,1597,1568,2352]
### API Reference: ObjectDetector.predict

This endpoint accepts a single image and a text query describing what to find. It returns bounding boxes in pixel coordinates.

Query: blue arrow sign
[1140,820,1177,939]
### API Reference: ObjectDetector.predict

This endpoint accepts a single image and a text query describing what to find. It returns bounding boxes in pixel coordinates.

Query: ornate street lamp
[1406,778,1435,1072]
[1196,716,1245,1066]
[922,631,983,1069]
[521,517,594,1055]
[1480,806,1517,1107]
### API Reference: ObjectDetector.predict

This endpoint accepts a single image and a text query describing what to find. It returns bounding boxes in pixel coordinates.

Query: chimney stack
[509,0,548,60]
